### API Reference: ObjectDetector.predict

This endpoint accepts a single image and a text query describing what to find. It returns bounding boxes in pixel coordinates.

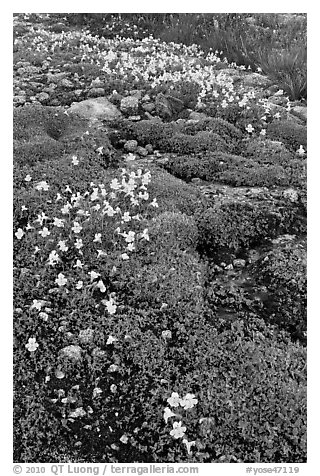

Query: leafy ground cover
[13,13,307,463]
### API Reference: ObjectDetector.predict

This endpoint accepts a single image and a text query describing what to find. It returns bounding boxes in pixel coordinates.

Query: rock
[189,111,208,121]
[47,72,69,83]
[155,93,172,119]
[129,89,143,100]
[124,140,138,152]
[88,87,105,98]
[233,258,246,268]
[191,177,201,184]
[127,115,141,121]
[283,188,299,203]
[36,92,50,103]
[68,97,122,123]
[166,95,185,113]
[13,95,26,105]
[142,102,155,113]
[120,96,139,114]
[155,157,169,166]
[60,78,74,89]
[241,72,271,88]
[59,345,82,362]
[136,146,148,156]
[145,144,153,154]
[292,105,307,121]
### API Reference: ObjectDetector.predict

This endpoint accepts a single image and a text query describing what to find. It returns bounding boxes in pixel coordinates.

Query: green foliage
[167,132,230,155]
[195,200,306,256]
[252,242,307,341]
[165,151,304,188]
[243,138,293,165]
[256,46,307,100]
[266,120,307,152]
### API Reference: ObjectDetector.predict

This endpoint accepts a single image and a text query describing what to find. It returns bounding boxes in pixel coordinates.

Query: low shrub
[165,152,300,187]
[110,120,177,150]
[252,242,307,341]
[146,165,206,216]
[266,120,307,152]
[243,138,293,166]
[13,139,66,167]
[148,211,199,254]
[167,132,230,155]
[195,200,305,256]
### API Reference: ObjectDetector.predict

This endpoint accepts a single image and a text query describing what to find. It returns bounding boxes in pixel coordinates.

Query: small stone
[120,96,139,114]
[191,177,201,184]
[36,92,50,103]
[145,144,153,154]
[233,259,246,268]
[142,102,155,113]
[60,78,74,88]
[136,146,148,156]
[124,140,138,152]
[88,87,105,98]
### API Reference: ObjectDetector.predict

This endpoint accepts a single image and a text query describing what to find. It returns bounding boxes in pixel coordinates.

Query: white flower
[170,421,186,439]
[35,180,49,191]
[76,280,83,290]
[56,193,63,201]
[124,231,135,243]
[26,337,39,352]
[260,129,266,136]
[183,439,196,455]
[122,212,131,222]
[163,407,176,423]
[61,203,72,214]
[92,204,101,211]
[93,387,103,398]
[38,227,50,238]
[110,384,117,393]
[97,249,108,258]
[140,229,149,241]
[297,145,306,156]
[106,335,117,345]
[24,174,32,182]
[96,280,106,293]
[53,217,64,227]
[71,155,79,165]
[110,178,121,190]
[73,259,83,269]
[21,205,28,211]
[48,250,60,266]
[89,270,100,281]
[15,228,24,240]
[75,238,83,250]
[93,233,102,244]
[108,364,119,372]
[127,243,135,252]
[102,297,117,315]
[245,124,254,133]
[30,299,44,311]
[39,312,49,321]
[150,198,158,208]
[162,330,172,339]
[121,253,130,260]
[65,185,72,193]
[167,392,181,408]
[96,146,104,155]
[72,221,83,234]
[180,393,198,410]
[26,223,34,231]
[35,212,49,225]
[69,407,86,418]
[58,240,68,252]
[120,435,128,444]
[55,273,67,287]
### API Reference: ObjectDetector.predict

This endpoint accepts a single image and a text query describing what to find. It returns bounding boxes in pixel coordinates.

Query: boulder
[69,97,122,123]
[120,96,139,114]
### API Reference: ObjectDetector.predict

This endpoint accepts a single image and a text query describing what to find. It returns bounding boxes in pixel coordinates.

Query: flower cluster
[164,391,198,454]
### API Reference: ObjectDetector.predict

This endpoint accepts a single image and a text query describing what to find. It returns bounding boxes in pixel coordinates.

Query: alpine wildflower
[170,421,186,439]
[180,393,198,410]
[182,439,196,455]
[38,227,50,238]
[55,273,67,287]
[15,228,24,240]
[26,337,39,352]
[71,155,79,165]
[245,124,254,133]
[167,392,181,408]
[163,407,176,423]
